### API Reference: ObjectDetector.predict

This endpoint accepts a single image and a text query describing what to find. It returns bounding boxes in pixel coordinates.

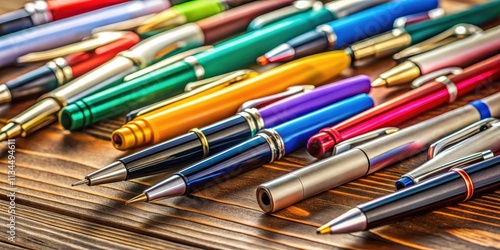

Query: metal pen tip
[316,224,332,234]
[126,193,148,204]
[71,179,89,186]
[0,132,7,142]
[371,78,387,88]
[257,56,270,65]
[259,43,295,65]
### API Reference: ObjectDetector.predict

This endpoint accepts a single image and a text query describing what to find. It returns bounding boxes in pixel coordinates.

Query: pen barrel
[449,54,500,94]
[4,65,58,103]
[361,156,500,229]
[46,0,130,20]
[174,0,225,23]
[0,9,34,36]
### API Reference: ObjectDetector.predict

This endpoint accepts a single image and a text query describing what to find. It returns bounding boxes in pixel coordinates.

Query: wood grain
[0,0,499,249]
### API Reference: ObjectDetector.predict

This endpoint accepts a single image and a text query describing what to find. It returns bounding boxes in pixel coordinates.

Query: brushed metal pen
[256,92,500,213]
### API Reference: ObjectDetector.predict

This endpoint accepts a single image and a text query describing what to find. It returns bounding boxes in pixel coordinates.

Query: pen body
[47,0,131,20]
[4,66,58,103]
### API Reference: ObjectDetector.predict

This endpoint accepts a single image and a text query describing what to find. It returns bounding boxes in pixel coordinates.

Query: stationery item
[137,0,251,34]
[256,92,500,213]
[396,119,500,189]
[259,0,439,64]
[110,50,354,150]
[0,32,139,105]
[126,94,374,203]
[247,0,320,31]
[0,0,130,36]
[371,25,500,87]
[72,76,371,186]
[0,0,169,68]
[347,0,500,65]
[317,155,500,234]
[307,54,500,159]
[58,0,296,131]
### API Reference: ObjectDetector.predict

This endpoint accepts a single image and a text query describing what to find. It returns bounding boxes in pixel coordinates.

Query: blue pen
[0,0,169,68]
[259,0,439,64]
[127,94,374,203]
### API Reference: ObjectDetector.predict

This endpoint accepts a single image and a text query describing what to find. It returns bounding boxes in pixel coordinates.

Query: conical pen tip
[317,224,332,234]
[257,55,270,65]
[71,179,89,186]
[371,78,387,88]
[0,132,7,142]
[126,193,148,204]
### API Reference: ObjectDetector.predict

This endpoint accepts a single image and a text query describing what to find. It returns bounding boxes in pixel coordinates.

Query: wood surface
[1,0,499,249]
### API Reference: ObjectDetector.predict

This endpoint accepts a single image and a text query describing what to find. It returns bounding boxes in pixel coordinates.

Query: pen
[307,53,500,159]
[73,75,371,186]
[0,0,130,36]
[346,0,500,65]
[126,94,374,203]
[371,25,500,87]
[0,0,169,68]
[246,0,319,31]
[0,32,139,105]
[258,0,439,64]
[256,92,500,213]
[58,0,296,131]
[395,119,500,189]
[317,155,500,234]
[110,50,355,150]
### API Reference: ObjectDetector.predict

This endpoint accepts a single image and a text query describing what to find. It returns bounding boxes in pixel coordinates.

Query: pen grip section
[204,114,255,154]
[5,65,58,102]
[0,9,33,36]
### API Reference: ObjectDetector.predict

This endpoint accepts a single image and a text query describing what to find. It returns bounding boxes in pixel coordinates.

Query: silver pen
[395,118,500,189]
[256,92,500,213]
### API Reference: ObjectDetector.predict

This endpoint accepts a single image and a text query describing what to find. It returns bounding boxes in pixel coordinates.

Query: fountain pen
[127,94,374,203]
[318,155,500,234]
[256,92,500,213]
[73,75,371,186]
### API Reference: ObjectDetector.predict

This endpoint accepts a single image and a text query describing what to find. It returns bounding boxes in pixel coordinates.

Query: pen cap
[47,0,131,20]
[274,94,374,153]
[174,0,225,23]
[260,75,371,127]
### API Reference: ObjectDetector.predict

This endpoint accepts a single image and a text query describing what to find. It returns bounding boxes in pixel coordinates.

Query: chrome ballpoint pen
[395,118,500,189]
[256,92,500,213]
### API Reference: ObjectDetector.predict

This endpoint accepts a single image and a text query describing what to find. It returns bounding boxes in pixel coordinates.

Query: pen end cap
[395,176,414,190]
[307,132,335,159]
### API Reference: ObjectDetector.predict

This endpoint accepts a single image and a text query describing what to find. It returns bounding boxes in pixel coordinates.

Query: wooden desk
[1,1,499,249]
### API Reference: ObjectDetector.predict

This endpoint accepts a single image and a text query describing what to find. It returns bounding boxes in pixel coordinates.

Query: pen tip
[257,56,270,65]
[371,78,387,88]
[71,179,89,187]
[0,132,7,142]
[317,225,331,234]
[126,193,148,204]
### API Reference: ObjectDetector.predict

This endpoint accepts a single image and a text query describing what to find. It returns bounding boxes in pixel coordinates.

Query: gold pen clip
[393,24,483,61]
[137,8,184,34]
[393,8,445,29]
[123,45,213,81]
[332,127,400,155]
[17,31,129,63]
[126,69,259,121]
[427,118,499,159]
[92,14,156,33]
[237,85,315,112]
[411,67,463,89]
[249,0,322,30]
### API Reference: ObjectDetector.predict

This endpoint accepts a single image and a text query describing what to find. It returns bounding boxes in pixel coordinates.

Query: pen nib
[257,56,270,65]
[317,224,331,234]
[371,78,387,88]
[126,193,148,204]
[71,179,89,187]
[0,132,7,142]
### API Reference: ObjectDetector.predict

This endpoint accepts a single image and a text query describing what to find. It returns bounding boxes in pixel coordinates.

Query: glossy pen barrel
[0,8,33,36]
[0,0,169,68]
[47,0,130,20]
[308,54,500,158]
[2,65,58,104]
[257,93,500,213]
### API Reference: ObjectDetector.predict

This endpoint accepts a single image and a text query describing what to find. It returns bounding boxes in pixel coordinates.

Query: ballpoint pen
[307,53,500,159]
[0,32,139,105]
[72,75,371,186]
[126,94,374,203]
[258,0,439,64]
[110,50,355,150]
[246,0,320,31]
[0,0,130,36]
[0,0,169,68]
[58,0,296,131]
[395,119,500,189]
[371,25,500,87]
[317,155,500,234]
[346,0,500,66]
[256,92,500,213]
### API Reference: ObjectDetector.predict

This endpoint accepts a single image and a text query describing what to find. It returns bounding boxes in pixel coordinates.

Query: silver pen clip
[411,67,463,89]
[248,0,321,30]
[123,46,213,81]
[428,118,499,159]
[393,8,445,29]
[332,127,400,155]
[393,24,483,61]
[237,85,315,112]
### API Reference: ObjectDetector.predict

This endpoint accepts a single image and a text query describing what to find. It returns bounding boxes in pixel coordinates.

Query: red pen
[0,32,139,105]
[307,54,500,158]
[0,0,131,36]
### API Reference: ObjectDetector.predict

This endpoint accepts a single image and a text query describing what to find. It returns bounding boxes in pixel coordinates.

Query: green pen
[59,0,388,131]
[348,0,500,63]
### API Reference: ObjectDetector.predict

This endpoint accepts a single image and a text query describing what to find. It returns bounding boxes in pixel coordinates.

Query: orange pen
[111,51,351,150]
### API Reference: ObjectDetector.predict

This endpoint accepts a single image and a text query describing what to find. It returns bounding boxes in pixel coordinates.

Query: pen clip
[92,14,156,34]
[249,0,322,30]
[237,85,315,112]
[428,118,499,159]
[393,8,445,29]
[137,8,185,34]
[332,127,400,155]
[123,46,213,81]
[393,24,483,61]
[17,31,129,63]
[411,67,463,89]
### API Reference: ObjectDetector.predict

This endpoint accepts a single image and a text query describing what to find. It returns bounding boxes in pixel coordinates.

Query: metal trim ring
[450,168,474,201]
[436,76,458,103]
[184,56,205,80]
[242,108,265,135]
[316,25,337,48]
[239,111,257,136]
[189,128,209,157]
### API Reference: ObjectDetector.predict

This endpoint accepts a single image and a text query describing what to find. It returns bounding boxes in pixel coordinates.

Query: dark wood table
[1,0,499,249]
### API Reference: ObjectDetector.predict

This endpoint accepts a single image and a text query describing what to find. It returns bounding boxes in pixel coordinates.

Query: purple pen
[75,75,371,186]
